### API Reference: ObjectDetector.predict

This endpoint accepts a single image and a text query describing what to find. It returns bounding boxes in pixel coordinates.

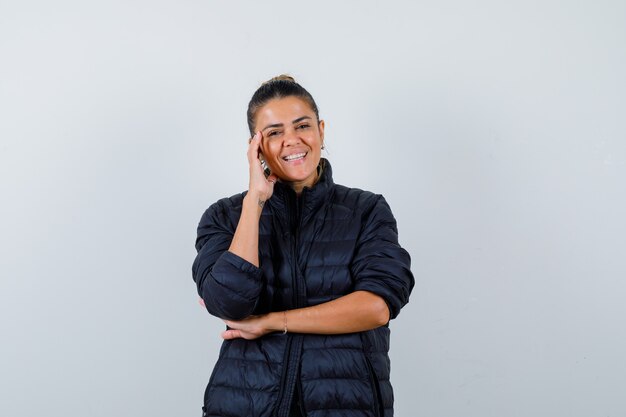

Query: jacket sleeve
[191,200,264,320]
[351,195,415,320]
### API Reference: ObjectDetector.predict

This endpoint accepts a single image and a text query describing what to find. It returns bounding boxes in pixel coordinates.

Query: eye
[267,130,281,137]
[296,124,310,130]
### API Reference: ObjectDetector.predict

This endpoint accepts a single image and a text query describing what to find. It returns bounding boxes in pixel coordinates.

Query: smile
[283,152,307,161]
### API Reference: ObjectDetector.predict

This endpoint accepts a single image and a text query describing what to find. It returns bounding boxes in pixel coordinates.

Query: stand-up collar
[269,158,335,223]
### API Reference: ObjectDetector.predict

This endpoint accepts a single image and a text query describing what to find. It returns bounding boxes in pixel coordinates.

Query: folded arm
[220,290,389,340]
[221,194,414,340]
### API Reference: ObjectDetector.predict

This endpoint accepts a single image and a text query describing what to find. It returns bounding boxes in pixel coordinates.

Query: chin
[288,168,316,180]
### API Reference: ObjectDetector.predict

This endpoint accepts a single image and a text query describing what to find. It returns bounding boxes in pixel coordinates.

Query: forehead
[255,96,315,125]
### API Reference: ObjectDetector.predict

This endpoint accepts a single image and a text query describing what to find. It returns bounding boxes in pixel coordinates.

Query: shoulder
[330,183,387,215]
[329,184,399,235]
[198,191,247,230]
[211,191,247,212]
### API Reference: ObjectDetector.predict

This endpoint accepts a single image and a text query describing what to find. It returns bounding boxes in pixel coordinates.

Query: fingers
[248,131,261,145]
[221,329,242,339]
[248,131,262,145]
[246,132,277,201]
[247,131,262,164]
[221,319,238,340]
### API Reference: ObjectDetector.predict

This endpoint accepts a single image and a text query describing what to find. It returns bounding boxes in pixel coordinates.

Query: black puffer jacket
[192,160,414,417]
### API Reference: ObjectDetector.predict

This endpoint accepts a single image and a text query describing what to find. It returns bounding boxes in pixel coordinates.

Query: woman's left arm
[219,290,388,340]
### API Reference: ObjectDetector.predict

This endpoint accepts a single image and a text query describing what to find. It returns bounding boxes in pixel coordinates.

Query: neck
[287,179,312,196]
[285,171,320,196]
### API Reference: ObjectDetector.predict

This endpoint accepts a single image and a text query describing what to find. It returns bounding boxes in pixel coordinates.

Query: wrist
[243,193,265,214]
[267,311,287,333]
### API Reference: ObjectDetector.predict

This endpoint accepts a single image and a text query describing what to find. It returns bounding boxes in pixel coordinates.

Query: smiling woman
[192,75,414,417]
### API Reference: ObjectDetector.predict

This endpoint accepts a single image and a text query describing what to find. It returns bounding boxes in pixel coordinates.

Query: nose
[283,127,302,146]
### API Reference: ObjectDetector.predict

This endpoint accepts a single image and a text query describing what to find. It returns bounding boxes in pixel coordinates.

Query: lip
[282,151,308,162]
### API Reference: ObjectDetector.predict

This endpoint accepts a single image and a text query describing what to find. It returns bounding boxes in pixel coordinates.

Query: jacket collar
[269,158,334,223]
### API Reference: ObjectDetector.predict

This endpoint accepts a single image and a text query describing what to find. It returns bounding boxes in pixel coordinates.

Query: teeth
[284,152,306,161]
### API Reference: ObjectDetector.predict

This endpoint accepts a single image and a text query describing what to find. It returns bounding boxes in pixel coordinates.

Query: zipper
[294,192,308,417]
[294,190,307,307]
[275,189,305,417]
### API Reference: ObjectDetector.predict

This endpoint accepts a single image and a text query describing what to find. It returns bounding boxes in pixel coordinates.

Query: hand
[198,298,274,340]
[221,314,276,340]
[247,131,278,204]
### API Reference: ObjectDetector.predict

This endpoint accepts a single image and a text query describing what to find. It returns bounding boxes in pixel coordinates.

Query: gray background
[1,1,625,416]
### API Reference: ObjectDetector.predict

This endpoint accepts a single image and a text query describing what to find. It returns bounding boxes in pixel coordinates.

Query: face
[254,96,325,192]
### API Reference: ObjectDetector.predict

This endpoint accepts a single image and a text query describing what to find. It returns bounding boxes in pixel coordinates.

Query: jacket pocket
[364,355,384,417]
[203,356,222,411]
[296,375,307,417]
[203,340,232,412]
[202,340,231,417]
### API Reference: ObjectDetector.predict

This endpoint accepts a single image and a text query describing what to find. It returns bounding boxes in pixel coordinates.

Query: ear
[318,119,325,143]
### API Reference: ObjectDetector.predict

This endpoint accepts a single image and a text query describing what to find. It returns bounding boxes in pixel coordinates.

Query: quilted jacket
[192,159,414,417]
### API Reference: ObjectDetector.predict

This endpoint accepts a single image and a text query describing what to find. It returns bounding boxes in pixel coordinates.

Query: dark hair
[246,74,320,136]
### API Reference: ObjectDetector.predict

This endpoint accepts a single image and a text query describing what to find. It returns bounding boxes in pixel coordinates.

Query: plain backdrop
[1,1,625,416]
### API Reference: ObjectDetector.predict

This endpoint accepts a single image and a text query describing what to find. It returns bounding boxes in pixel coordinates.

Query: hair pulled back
[246,74,320,136]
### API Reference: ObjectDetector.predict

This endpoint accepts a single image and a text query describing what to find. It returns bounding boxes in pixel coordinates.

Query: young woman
[192,75,414,417]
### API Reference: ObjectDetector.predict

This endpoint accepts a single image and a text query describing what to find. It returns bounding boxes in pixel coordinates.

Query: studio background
[1,1,625,416]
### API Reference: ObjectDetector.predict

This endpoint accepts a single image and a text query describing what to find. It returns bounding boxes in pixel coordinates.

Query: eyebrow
[261,116,312,132]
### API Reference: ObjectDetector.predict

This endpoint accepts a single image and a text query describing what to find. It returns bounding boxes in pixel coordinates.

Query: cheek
[263,141,282,160]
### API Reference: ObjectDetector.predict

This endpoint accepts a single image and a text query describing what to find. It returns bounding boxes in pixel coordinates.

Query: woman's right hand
[247,131,278,204]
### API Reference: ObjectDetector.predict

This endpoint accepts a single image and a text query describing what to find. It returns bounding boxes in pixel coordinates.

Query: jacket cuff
[218,251,263,279]
[202,251,264,320]
[353,281,403,320]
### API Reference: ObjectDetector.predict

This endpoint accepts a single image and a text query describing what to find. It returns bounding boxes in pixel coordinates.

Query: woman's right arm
[192,132,276,320]
[227,132,276,266]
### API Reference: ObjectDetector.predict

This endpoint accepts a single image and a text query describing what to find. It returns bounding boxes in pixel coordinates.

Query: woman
[192,75,414,417]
